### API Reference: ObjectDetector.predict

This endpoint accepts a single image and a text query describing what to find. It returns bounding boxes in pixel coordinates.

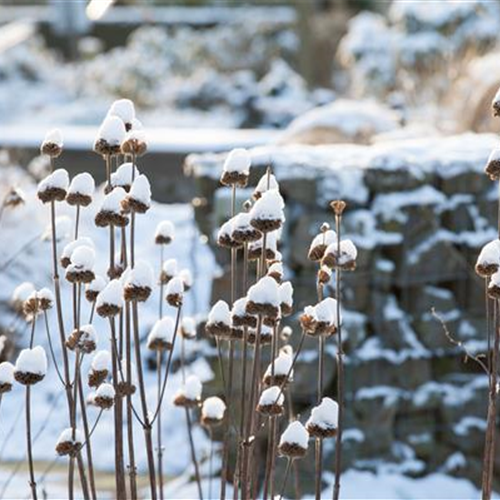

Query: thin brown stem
[278,458,292,500]
[185,407,203,500]
[157,349,165,500]
[26,385,38,500]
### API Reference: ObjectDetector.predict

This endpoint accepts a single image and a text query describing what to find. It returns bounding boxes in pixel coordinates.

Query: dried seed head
[3,187,25,209]
[330,199,346,216]
[41,129,63,158]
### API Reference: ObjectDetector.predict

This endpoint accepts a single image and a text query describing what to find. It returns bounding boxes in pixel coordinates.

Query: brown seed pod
[14,371,44,386]
[250,217,282,234]
[123,284,152,303]
[96,303,121,318]
[56,439,81,458]
[94,140,121,157]
[205,322,231,339]
[66,269,95,285]
[166,293,183,308]
[41,142,63,158]
[88,369,108,388]
[66,192,92,207]
[0,382,12,394]
[147,338,173,352]
[121,197,149,215]
[220,170,249,188]
[246,301,279,319]
[121,137,147,157]
[306,422,337,439]
[278,441,307,459]
[232,226,261,244]
[173,394,200,409]
[95,210,129,228]
[475,263,499,278]
[37,187,67,204]
[94,395,114,410]
[116,381,136,397]
[257,402,284,416]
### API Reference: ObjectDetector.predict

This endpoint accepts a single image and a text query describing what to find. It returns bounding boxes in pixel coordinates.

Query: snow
[476,239,500,266]
[278,281,293,306]
[56,428,83,446]
[0,361,14,384]
[180,317,196,339]
[249,230,279,256]
[38,169,69,192]
[42,129,63,148]
[268,262,283,277]
[254,173,279,198]
[95,115,126,145]
[174,375,202,401]
[100,187,126,213]
[95,382,115,399]
[96,279,123,307]
[165,276,184,296]
[309,229,337,252]
[223,148,251,174]
[11,281,35,304]
[179,269,193,289]
[155,220,175,241]
[202,396,226,420]
[247,276,280,306]
[232,212,253,232]
[148,317,176,345]
[279,421,309,448]
[265,350,292,378]
[231,297,248,317]
[490,271,500,287]
[107,99,135,125]
[67,172,95,197]
[208,300,231,325]
[79,325,97,345]
[259,386,284,406]
[162,258,178,277]
[61,237,95,262]
[307,397,339,429]
[91,350,111,372]
[315,298,340,325]
[70,245,95,270]
[126,260,154,288]
[86,275,107,294]
[492,89,500,110]
[129,174,151,206]
[217,219,234,239]
[325,239,358,264]
[111,162,140,189]
[250,190,285,224]
[15,346,47,376]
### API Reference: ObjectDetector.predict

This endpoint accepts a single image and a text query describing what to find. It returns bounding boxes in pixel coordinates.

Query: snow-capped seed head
[3,187,25,208]
[23,291,42,318]
[14,346,47,385]
[485,148,500,181]
[330,200,346,217]
[232,212,261,243]
[318,265,332,285]
[95,187,129,228]
[41,129,63,157]
[165,276,184,307]
[147,317,176,351]
[124,260,154,302]
[300,305,317,335]
[159,258,178,284]
[488,270,500,299]
[37,287,54,311]
[60,237,95,268]
[217,218,242,249]
[232,297,257,328]
[220,148,251,187]
[257,386,284,416]
[180,317,197,339]
[66,246,96,284]
[306,397,339,438]
[110,162,140,192]
[264,348,293,386]
[122,174,151,214]
[492,87,500,117]
[246,276,280,318]
[279,421,309,458]
[279,281,293,316]
[179,269,193,291]
[0,362,15,394]
[94,383,115,410]
[122,129,148,157]
[206,300,231,338]
[66,172,95,207]
[267,262,283,283]
[94,115,127,156]
[96,279,123,317]
[247,324,273,346]
[248,230,279,261]
[476,239,500,278]
[37,169,69,204]
[55,428,84,457]
[322,239,357,271]
[313,298,341,337]
[250,190,285,233]
[108,99,135,130]
[115,360,137,397]
[308,229,337,262]
[253,172,279,200]
[201,396,226,427]
[88,350,110,388]
[280,326,292,341]
[66,324,97,354]
[12,282,36,312]
[155,221,175,245]
[85,276,107,303]
[173,375,203,407]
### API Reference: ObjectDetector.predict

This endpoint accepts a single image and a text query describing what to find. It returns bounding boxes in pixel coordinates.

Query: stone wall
[185,133,500,493]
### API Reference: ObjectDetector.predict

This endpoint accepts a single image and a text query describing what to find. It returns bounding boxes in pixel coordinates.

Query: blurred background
[1,1,500,498]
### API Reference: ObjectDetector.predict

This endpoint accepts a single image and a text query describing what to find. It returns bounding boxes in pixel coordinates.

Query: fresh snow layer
[37,287,54,303]
[100,187,126,212]
[148,317,176,344]
[68,172,95,197]
[96,382,115,399]
[179,269,193,288]
[208,300,231,325]
[307,397,339,428]
[309,229,337,252]
[56,428,83,445]
[155,220,175,241]
[202,396,226,419]
[162,258,178,277]
[315,297,340,324]
[95,115,126,145]
[165,276,184,296]
[62,237,95,261]
[15,346,47,376]
[223,148,251,174]
[42,128,63,147]
[250,190,285,222]
[175,375,202,400]
[70,245,95,270]
[477,239,500,266]
[38,169,69,192]
[108,99,135,124]
[91,350,111,372]
[265,350,292,378]
[11,282,35,303]
[259,385,284,406]
[181,317,196,338]
[129,174,151,205]
[279,420,308,448]
[278,281,293,305]
[254,172,279,196]
[126,260,154,288]
[86,275,106,294]
[96,279,123,307]
[0,361,14,384]
[247,276,280,306]
[111,162,139,188]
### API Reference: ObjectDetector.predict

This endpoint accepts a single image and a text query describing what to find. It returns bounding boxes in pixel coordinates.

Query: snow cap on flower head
[179,269,193,291]
[110,162,140,192]
[159,258,178,284]
[94,115,126,156]
[96,279,123,317]
[14,346,47,385]
[257,386,284,416]
[3,187,25,208]
[322,239,357,271]
[231,212,261,243]
[220,148,251,187]
[308,226,337,262]
[55,428,84,457]
[95,187,129,228]
[306,397,339,438]
[253,172,279,200]
[180,317,197,339]
[85,276,107,303]
[206,300,231,338]
[264,348,293,386]
[246,276,280,318]
[122,129,147,157]
[155,220,175,245]
[250,190,285,233]
[123,260,154,302]
[492,87,500,117]
[37,287,54,311]
[94,382,115,410]
[217,218,242,249]
[108,99,135,130]
[165,276,184,307]
[66,172,94,207]
[37,169,69,203]
[279,421,309,458]
[147,317,176,351]
[173,375,203,407]
[88,350,111,388]
[476,239,500,278]
[122,174,151,214]
[60,237,95,268]
[0,362,15,393]
[41,128,63,157]
[65,245,96,284]
[201,396,226,427]
[232,297,257,328]
[279,281,293,316]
